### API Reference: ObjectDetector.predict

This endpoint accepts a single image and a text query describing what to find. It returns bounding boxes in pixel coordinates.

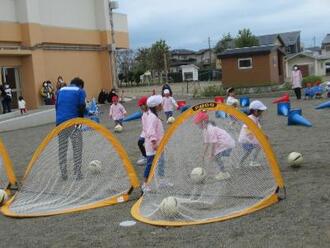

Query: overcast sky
[117,0,330,51]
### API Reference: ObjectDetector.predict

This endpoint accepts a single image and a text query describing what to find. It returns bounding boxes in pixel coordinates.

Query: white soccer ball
[88,160,102,174]
[0,189,9,206]
[159,196,179,217]
[190,167,206,184]
[288,152,303,168]
[167,117,175,124]
[114,125,123,133]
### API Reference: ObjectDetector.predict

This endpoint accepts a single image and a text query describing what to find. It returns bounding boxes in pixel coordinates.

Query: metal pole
[109,1,119,89]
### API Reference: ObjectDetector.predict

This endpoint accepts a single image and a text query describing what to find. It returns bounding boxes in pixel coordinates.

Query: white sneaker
[137,157,147,166]
[141,183,151,192]
[215,171,231,181]
[249,161,261,167]
[158,179,174,188]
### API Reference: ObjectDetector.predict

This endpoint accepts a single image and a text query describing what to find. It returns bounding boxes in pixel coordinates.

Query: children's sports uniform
[162,96,177,119]
[109,103,126,126]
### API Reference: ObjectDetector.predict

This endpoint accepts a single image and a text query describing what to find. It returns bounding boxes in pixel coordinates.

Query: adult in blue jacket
[56,77,86,180]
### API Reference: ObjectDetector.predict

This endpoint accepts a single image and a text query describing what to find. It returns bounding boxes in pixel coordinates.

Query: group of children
[124,86,268,191]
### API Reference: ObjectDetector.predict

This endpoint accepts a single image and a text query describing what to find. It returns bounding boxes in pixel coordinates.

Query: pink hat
[193,111,209,124]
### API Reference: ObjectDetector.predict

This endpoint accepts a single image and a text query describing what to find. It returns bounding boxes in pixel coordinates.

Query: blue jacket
[55,85,86,125]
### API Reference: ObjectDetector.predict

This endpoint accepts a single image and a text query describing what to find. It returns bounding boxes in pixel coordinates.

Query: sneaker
[249,161,261,167]
[136,157,147,166]
[215,171,231,181]
[158,179,174,188]
[141,183,151,193]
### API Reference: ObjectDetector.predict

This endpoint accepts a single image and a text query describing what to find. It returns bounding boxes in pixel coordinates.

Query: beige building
[0,0,129,109]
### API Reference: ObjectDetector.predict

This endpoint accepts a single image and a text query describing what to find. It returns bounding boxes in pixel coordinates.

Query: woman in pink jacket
[291,65,303,100]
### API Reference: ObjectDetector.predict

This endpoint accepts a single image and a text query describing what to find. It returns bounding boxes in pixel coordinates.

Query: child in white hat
[142,95,171,192]
[238,100,267,167]
[162,89,178,121]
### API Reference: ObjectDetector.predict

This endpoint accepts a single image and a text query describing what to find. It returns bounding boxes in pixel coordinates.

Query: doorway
[0,67,21,109]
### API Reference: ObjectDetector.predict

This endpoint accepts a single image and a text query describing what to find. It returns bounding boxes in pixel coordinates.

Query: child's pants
[215,149,232,171]
[165,111,173,119]
[115,119,123,126]
[240,143,260,164]
[138,137,146,157]
[144,154,165,179]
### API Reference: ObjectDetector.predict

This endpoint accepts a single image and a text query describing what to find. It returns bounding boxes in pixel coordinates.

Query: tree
[149,40,170,83]
[235,28,259,48]
[214,33,234,53]
[117,49,135,84]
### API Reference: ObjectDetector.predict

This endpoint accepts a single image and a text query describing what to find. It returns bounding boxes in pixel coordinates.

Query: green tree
[149,40,170,83]
[214,33,234,53]
[235,28,259,48]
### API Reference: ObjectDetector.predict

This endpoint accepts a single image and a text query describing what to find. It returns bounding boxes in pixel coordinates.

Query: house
[0,0,128,109]
[218,44,285,87]
[180,64,199,81]
[258,31,301,54]
[285,34,330,79]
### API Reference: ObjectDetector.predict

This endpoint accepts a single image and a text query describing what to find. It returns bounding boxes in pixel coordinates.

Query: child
[162,89,178,120]
[18,96,27,115]
[238,100,267,167]
[226,87,239,124]
[194,111,235,180]
[136,96,148,166]
[142,95,168,192]
[109,95,126,127]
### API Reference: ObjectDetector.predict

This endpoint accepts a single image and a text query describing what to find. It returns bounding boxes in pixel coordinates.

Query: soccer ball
[190,167,206,184]
[114,125,123,133]
[88,160,102,174]
[159,196,179,217]
[287,152,303,168]
[0,189,9,206]
[167,117,175,124]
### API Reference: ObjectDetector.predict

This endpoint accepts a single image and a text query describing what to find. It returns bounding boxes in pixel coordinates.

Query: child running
[194,111,235,180]
[18,96,27,115]
[109,95,126,127]
[136,96,148,166]
[238,100,267,167]
[142,95,169,192]
[162,89,178,120]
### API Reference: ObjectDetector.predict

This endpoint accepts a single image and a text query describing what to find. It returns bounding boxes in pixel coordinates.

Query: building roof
[322,34,330,45]
[180,64,199,70]
[171,49,195,55]
[218,45,281,58]
[257,34,279,46]
[257,31,300,47]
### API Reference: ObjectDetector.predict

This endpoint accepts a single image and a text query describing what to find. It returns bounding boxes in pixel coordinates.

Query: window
[238,58,252,69]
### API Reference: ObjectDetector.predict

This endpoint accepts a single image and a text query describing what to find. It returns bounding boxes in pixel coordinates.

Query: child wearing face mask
[291,65,303,100]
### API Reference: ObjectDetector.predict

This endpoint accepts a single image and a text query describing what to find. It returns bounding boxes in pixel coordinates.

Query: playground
[0,96,329,247]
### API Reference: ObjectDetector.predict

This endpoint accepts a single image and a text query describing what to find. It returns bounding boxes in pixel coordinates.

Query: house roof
[171,49,195,55]
[257,31,300,47]
[285,52,316,61]
[305,46,321,52]
[180,64,199,69]
[322,34,330,45]
[257,34,279,46]
[218,45,281,59]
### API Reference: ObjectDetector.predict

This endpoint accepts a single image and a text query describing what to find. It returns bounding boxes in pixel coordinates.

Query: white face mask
[294,67,298,71]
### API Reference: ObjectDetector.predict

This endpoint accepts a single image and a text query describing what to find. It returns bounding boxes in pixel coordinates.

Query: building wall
[0,0,128,109]
[222,54,272,87]
[285,56,320,80]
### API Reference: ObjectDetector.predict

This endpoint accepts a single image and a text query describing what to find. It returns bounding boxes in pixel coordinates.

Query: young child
[18,96,27,115]
[194,111,235,180]
[238,100,267,167]
[142,95,168,192]
[162,89,178,120]
[226,87,239,124]
[136,96,148,166]
[109,95,126,126]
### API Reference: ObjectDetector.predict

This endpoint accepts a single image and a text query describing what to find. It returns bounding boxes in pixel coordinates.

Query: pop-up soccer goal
[0,138,17,190]
[131,102,285,226]
[1,118,139,217]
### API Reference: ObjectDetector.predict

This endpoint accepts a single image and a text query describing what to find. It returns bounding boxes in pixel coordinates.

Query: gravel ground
[0,97,330,248]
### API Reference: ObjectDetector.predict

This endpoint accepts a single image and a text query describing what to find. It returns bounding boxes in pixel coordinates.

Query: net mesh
[6,121,136,216]
[135,109,279,225]
[0,155,8,189]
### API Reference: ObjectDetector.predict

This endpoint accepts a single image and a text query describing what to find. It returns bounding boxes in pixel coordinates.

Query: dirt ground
[0,96,330,248]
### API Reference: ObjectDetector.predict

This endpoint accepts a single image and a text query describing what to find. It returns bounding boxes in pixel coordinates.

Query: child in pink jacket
[162,89,178,120]
[109,95,127,126]
[194,111,235,181]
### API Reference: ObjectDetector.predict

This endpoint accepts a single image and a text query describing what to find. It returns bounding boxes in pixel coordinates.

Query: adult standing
[56,77,86,180]
[2,84,12,113]
[291,65,303,100]
[0,85,5,114]
[40,81,53,105]
[161,82,173,97]
[56,76,66,91]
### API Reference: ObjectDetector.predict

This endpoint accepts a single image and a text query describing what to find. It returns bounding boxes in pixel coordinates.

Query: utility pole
[313,36,316,47]
[164,52,168,83]
[109,1,119,89]
[208,37,212,81]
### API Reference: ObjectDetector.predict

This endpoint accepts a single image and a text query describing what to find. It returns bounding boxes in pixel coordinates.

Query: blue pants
[115,119,123,126]
[165,111,173,119]
[214,149,232,171]
[144,154,165,179]
[241,143,260,164]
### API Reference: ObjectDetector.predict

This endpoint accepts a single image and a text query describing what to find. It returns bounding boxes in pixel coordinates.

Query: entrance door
[0,67,21,109]
[298,65,309,77]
